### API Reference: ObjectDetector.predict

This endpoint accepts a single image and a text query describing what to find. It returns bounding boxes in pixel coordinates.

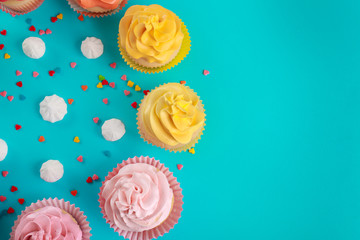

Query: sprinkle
[121,75,127,81]
[127,81,134,87]
[39,29,45,35]
[73,136,80,143]
[16,70,22,76]
[96,82,103,88]
[180,80,186,84]
[93,117,99,123]
[124,90,130,96]
[10,186,18,192]
[102,98,108,104]
[56,13,63,19]
[0,91,6,97]
[19,94,26,101]
[92,174,99,181]
[29,25,36,32]
[143,90,150,95]
[177,164,183,170]
[189,148,195,154]
[109,82,115,88]
[77,156,83,162]
[68,99,74,104]
[25,18,32,24]
[4,53,10,59]
[15,124,21,130]
[18,198,25,205]
[2,171,8,177]
[7,207,14,214]
[0,44,4,50]
[48,70,55,76]
[103,150,111,157]
[131,102,137,109]
[32,71,39,77]
[81,85,88,91]
[135,85,141,91]
[45,29,52,35]
[0,196,6,202]
[203,69,210,76]
[16,81,23,88]
[110,62,116,68]
[0,30,6,36]
[98,75,105,81]
[70,190,77,196]
[38,136,45,142]
[78,15,84,21]
[70,62,76,68]
[102,80,109,85]
[7,96,14,102]
[50,17,57,22]
[86,177,93,183]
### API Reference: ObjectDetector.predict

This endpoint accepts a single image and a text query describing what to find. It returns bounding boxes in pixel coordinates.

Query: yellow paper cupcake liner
[118,22,191,74]
[136,83,206,153]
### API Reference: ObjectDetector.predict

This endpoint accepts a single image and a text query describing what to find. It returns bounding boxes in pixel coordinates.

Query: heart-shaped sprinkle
[70,62,76,68]
[189,148,195,154]
[177,164,183,170]
[98,75,105,81]
[86,177,93,183]
[96,82,103,88]
[0,44,4,50]
[203,69,210,76]
[131,102,137,109]
[81,85,88,91]
[92,174,99,181]
[15,124,21,130]
[57,13,63,20]
[15,70,22,76]
[18,198,25,205]
[48,70,55,76]
[2,171,8,177]
[7,207,14,214]
[68,99,74,105]
[70,190,77,196]
[50,17,57,22]
[180,80,186,84]
[19,94,26,101]
[73,136,80,143]
[78,15,84,21]
[10,186,18,192]
[45,29,52,34]
[102,80,109,85]
[4,53,10,59]
[135,85,141,91]
[109,82,115,88]
[32,71,39,78]
[29,25,36,32]
[38,136,45,142]
[143,90,150,95]
[25,18,32,24]
[77,156,83,162]
[93,117,99,124]
[0,196,6,202]
[127,81,134,87]
[1,30,7,35]
[124,90,130,96]
[121,75,127,81]
[110,62,116,68]
[7,96,14,102]
[16,81,22,87]
[0,91,7,97]
[102,98,108,104]
[39,29,45,35]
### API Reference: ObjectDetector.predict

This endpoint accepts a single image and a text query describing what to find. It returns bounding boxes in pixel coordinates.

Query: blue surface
[1,0,360,240]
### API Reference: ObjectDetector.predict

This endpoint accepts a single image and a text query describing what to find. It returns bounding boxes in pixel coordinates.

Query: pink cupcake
[99,156,183,240]
[10,198,91,240]
[67,0,128,18]
[0,0,44,15]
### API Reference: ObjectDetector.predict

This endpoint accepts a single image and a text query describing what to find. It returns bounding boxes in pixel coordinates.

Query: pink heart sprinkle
[203,69,210,76]
[92,174,99,180]
[92,117,99,123]
[102,98,108,104]
[2,171,8,177]
[0,196,6,202]
[70,62,76,68]
[32,71,39,78]
[15,70,22,76]
[121,75,127,81]
[77,156,83,162]
[124,90,130,96]
[45,29,52,34]
[109,82,115,88]
[110,62,116,68]
[39,29,45,35]
[0,91,6,97]
[7,96,14,102]
[177,164,183,170]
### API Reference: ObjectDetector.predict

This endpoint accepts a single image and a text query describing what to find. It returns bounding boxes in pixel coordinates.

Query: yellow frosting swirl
[140,83,205,147]
[119,5,184,64]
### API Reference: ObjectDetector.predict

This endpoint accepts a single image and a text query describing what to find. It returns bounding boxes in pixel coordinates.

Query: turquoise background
[1,0,360,239]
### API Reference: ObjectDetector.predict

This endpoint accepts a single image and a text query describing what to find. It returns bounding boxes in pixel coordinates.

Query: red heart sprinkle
[121,75,127,81]
[110,62,116,68]
[7,207,14,214]
[92,117,99,124]
[143,90,150,95]
[48,70,55,76]
[7,96,14,102]
[45,29,52,34]
[109,82,115,88]
[124,90,130,96]
[0,91,6,97]
[16,70,22,76]
[18,198,25,205]
[0,196,6,202]
[0,44,4,50]
[70,62,76,68]
[101,80,109,85]
[177,164,183,170]
[51,17,57,22]
[102,98,108,104]
[203,69,210,76]
[2,171,8,177]
[15,124,21,130]
[70,190,78,196]
[29,25,36,32]
[32,71,39,78]
[10,186,18,192]
[39,29,45,35]
[1,30,7,35]
[131,102,137,109]
[86,177,93,183]
[38,136,45,142]
[16,81,23,87]
[76,156,83,162]
[78,15,84,21]
[180,80,186,84]
[92,174,99,180]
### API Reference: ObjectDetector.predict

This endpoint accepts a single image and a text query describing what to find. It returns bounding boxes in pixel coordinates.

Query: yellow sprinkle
[57,13,63,19]
[4,53,10,59]
[189,148,195,154]
[135,85,141,91]
[73,136,80,143]
[96,82,103,88]
[127,81,134,87]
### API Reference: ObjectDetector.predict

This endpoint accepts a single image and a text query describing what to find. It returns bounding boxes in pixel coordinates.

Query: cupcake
[99,156,183,240]
[118,5,191,73]
[67,0,128,17]
[137,83,206,152]
[0,0,44,15]
[10,198,91,240]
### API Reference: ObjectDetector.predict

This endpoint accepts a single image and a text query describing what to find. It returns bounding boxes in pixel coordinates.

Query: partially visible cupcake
[99,156,183,240]
[10,198,91,240]
[67,0,128,17]
[118,5,191,73]
[137,83,206,152]
[0,0,44,15]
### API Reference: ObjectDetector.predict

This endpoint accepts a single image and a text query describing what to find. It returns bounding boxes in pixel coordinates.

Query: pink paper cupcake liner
[99,156,183,240]
[0,0,44,16]
[67,0,128,18]
[10,198,91,240]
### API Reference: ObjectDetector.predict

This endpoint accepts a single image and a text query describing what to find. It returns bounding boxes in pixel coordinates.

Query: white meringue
[40,95,67,123]
[22,37,46,59]
[101,118,126,142]
[40,160,64,183]
[81,37,104,59]
[0,139,8,161]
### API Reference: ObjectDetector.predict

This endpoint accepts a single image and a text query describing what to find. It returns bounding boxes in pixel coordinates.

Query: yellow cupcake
[118,5,191,73]
[137,83,206,152]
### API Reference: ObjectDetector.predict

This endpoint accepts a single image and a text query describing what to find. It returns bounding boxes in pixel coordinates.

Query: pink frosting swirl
[101,163,174,232]
[14,206,82,240]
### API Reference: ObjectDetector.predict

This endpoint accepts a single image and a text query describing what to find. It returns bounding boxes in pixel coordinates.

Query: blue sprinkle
[25,18,32,25]
[19,94,26,101]
[103,151,111,157]
[54,67,61,73]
